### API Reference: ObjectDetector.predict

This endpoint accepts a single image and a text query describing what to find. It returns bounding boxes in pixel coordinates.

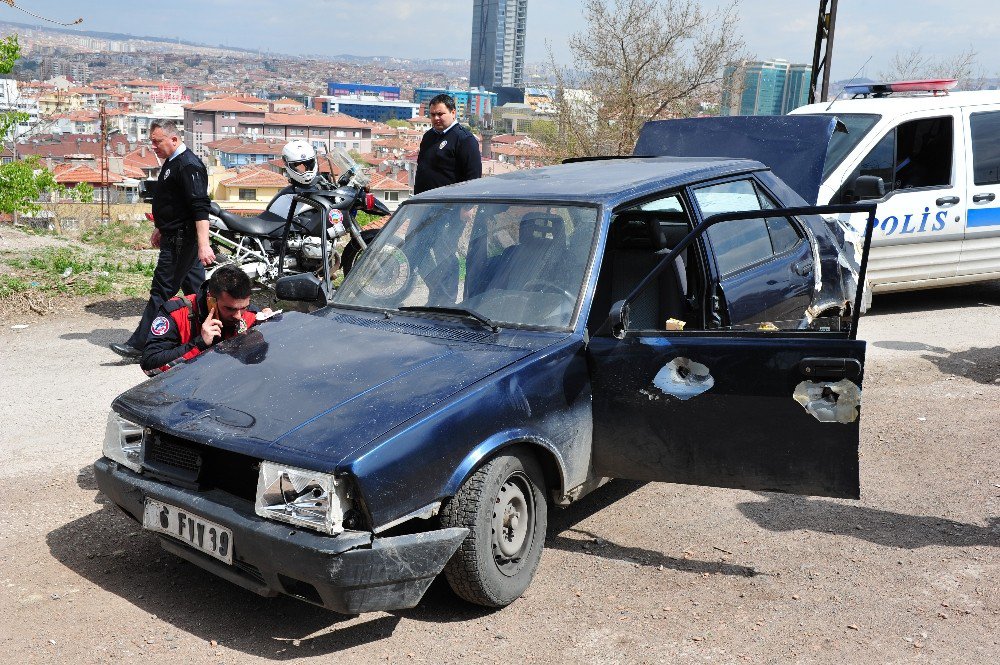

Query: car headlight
[102,411,144,473]
[254,461,352,535]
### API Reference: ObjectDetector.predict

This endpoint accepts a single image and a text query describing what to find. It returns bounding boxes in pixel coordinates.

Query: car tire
[440,449,547,608]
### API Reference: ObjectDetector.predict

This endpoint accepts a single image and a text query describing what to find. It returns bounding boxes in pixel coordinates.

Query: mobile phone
[206,295,217,313]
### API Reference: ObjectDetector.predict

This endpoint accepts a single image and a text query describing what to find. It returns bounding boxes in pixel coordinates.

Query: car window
[335,202,600,329]
[812,113,882,180]
[970,110,1000,185]
[841,115,954,200]
[695,180,775,277]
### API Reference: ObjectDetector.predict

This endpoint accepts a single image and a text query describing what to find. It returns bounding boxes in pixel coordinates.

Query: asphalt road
[0,281,997,664]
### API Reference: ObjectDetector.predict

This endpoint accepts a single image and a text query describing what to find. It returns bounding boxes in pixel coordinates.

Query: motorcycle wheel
[341,228,382,276]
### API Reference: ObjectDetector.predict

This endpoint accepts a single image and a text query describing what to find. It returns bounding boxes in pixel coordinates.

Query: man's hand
[198,244,216,267]
[150,229,161,248]
[195,218,215,266]
[201,305,222,346]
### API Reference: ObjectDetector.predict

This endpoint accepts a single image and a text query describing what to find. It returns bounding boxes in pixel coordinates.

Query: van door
[834,111,965,290]
[960,108,1000,278]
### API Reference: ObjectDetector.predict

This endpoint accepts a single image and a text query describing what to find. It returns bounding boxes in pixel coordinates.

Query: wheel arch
[443,430,567,502]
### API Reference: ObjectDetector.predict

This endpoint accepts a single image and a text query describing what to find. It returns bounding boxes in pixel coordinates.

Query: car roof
[792,89,1000,116]
[412,156,767,208]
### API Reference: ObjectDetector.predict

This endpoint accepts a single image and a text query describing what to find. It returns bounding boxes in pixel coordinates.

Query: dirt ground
[1,226,998,663]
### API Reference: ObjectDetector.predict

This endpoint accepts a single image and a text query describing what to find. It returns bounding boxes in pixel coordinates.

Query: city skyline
[2,1,997,82]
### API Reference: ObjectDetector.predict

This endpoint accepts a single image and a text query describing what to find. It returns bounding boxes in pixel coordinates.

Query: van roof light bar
[844,79,958,98]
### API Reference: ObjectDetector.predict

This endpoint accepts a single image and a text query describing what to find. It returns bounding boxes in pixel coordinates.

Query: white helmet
[282,140,318,186]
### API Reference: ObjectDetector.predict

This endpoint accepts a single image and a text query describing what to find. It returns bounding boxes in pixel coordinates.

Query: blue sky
[3,1,995,80]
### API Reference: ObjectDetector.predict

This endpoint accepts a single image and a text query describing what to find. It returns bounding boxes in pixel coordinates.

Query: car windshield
[334,201,600,329]
[805,112,881,179]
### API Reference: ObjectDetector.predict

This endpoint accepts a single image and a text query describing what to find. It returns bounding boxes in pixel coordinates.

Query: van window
[804,113,881,179]
[841,116,953,201]
[970,111,1000,185]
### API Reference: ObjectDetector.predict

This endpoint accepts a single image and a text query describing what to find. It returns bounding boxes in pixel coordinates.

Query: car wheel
[440,449,547,608]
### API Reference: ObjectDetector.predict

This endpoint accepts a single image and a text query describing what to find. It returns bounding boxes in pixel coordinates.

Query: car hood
[633,115,839,205]
[114,311,534,470]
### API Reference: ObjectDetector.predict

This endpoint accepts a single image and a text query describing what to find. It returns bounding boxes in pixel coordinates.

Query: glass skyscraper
[470,0,528,90]
[721,59,812,116]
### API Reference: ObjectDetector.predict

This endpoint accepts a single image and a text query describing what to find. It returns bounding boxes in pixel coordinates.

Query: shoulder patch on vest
[150,316,171,336]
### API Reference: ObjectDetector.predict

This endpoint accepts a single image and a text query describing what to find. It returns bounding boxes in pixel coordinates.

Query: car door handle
[936,196,960,206]
[798,357,862,380]
[972,192,996,203]
[792,259,814,276]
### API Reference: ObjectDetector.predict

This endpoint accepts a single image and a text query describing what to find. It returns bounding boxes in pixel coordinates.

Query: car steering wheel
[522,279,577,304]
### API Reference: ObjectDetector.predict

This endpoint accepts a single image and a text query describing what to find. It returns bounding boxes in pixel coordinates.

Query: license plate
[142,499,234,565]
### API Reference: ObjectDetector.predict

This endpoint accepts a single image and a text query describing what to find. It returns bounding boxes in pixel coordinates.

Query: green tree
[1,34,57,216]
[548,0,745,158]
[386,119,409,129]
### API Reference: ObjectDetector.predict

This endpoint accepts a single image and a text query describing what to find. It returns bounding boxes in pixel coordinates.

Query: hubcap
[491,472,534,575]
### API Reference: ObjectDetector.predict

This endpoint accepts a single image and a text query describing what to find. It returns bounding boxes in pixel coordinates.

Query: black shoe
[110,342,142,362]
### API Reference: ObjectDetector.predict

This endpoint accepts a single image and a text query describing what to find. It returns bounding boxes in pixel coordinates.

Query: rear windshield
[801,113,881,180]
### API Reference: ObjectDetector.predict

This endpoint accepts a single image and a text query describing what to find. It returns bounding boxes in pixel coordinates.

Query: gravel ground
[1,225,998,663]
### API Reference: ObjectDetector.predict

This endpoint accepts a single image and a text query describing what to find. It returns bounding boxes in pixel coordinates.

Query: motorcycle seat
[212,203,287,238]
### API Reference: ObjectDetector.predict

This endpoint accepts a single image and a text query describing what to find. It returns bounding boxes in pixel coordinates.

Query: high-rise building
[721,59,812,116]
[470,0,528,90]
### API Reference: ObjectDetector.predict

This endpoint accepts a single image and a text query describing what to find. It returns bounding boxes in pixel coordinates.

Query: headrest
[519,213,566,247]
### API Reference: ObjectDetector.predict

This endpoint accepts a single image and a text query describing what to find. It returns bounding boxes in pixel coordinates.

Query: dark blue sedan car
[96,117,876,614]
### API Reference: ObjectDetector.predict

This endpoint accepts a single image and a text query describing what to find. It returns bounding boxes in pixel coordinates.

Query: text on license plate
[142,498,234,565]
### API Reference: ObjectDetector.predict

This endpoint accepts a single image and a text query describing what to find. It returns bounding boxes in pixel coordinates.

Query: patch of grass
[2,247,155,297]
[0,274,29,298]
[81,219,154,250]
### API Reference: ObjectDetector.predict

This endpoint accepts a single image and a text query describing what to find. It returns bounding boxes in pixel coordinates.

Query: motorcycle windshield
[333,202,601,330]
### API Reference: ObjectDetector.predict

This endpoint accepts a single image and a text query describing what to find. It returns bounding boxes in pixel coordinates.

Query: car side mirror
[595,299,629,339]
[275,273,327,305]
[852,175,885,201]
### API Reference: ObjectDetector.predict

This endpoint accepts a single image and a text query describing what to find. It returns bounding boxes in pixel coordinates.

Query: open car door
[588,204,875,499]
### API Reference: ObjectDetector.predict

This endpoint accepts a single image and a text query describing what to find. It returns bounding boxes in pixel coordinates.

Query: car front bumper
[94,457,467,614]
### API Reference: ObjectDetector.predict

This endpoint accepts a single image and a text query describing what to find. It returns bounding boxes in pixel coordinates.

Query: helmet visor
[285,157,316,174]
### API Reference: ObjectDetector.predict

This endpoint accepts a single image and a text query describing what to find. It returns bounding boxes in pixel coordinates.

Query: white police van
[791,80,1000,295]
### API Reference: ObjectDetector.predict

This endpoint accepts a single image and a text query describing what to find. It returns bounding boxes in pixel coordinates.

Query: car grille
[141,430,259,500]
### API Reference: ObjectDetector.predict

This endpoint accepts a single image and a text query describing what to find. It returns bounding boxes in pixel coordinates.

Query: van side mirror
[275,273,328,305]
[852,175,886,201]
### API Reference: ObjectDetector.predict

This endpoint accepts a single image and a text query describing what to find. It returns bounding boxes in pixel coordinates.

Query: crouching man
[140,264,271,376]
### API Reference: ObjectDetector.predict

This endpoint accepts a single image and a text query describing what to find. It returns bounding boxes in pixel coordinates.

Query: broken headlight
[102,411,144,473]
[254,462,352,535]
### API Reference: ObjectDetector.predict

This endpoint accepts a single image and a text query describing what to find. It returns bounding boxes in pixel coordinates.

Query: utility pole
[809,0,839,104]
[99,100,110,223]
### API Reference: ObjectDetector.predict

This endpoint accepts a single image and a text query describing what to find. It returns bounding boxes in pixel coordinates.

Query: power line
[1,1,83,27]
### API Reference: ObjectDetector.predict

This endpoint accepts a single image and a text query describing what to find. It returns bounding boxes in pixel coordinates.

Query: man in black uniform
[413,94,482,194]
[111,120,216,361]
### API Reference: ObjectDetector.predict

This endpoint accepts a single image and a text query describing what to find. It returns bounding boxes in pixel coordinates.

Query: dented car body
[96,119,875,614]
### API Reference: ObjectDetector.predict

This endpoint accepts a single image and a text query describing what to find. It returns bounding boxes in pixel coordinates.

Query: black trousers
[127,231,205,350]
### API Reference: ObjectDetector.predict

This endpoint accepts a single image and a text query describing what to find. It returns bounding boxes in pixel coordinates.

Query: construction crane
[809,0,839,104]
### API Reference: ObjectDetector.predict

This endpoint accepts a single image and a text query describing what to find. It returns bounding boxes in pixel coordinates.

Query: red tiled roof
[220,167,289,188]
[253,112,368,130]
[53,163,124,185]
[369,171,410,191]
[186,99,265,114]
[204,138,285,155]
[272,97,303,106]
[213,94,269,105]
[124,147,162,170]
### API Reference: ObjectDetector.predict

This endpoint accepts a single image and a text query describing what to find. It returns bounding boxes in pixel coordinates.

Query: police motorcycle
[203,141,389,295]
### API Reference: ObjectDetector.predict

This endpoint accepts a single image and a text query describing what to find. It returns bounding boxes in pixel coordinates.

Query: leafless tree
[548,0,745,158]
[879,46,987,90]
